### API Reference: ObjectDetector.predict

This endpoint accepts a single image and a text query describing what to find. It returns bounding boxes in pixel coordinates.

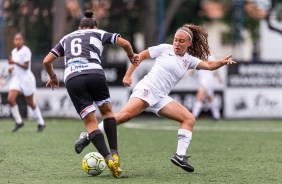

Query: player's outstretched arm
[43,53,59,90]
[196,55,236,70]
[116,37,139,66]
[123,49,151,87]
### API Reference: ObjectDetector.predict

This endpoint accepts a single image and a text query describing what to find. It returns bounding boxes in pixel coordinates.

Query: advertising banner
[4,59,282,120]
[169,91,224,116]
[225,62,282,119]
[0,60,13,91]
[32,88,79,118]
[0,58,128,119]
[0,92,27,118]
[140,90,224,118]
[227,62,282,87]
[224,88,282,118]
[31,87,129,119]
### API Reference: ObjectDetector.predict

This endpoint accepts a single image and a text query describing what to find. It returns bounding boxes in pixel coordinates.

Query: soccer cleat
[112,153,120,166]
[37,125,46,132]
[112,153,122,173]
[170,154,194,172]
[107,158,122,178]
[12,122,24,132]
[74,132,90,154]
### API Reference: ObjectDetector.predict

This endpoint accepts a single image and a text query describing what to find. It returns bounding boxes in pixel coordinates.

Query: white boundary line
[123,122,282,132]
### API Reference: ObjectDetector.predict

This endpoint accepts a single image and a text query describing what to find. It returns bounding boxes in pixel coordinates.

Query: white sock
[192,101,203,118]
[10,105,23,124]
[176,129,192,156]
[98,120,105,133]
[210,102,221,120]
[33,106,45,125]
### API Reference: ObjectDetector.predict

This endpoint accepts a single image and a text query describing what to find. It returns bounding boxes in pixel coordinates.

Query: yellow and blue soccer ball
[82,152,106,176]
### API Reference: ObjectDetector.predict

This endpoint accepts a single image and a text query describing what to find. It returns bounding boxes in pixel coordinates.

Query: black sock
[89,129,110,158]
[103,117,118,153]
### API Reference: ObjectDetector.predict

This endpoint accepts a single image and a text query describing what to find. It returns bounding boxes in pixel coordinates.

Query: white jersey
[140,44,201,95]
[11,45,35,81]
[198,55,216,85]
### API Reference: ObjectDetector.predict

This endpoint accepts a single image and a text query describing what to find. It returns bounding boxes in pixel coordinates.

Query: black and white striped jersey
[50,29,120,82]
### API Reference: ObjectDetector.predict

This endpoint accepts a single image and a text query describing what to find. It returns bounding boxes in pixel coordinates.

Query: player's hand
[123,75,132,87]
[223,55,236,65]
[219,79,224,84]
[46,77,59,90]
[8,56,14,64]
[128,53,139,66]
[8,67,14,73]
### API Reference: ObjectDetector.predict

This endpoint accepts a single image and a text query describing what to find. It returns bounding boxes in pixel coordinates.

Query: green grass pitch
[1,118,282,184]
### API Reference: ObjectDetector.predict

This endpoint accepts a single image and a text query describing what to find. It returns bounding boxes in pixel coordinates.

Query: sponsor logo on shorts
[142,89,150,97]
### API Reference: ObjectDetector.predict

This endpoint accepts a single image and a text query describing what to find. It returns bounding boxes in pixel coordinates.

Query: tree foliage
[3,0,281,59]
[5,0,53,58]
[99,0,204,48]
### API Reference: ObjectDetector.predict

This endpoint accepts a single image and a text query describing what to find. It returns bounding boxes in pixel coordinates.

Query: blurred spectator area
[0,0,281,63]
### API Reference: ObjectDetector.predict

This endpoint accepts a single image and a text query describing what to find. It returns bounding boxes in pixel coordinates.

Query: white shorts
[200,80,214,97]
[9,77,36,96]
[130,82,173,115]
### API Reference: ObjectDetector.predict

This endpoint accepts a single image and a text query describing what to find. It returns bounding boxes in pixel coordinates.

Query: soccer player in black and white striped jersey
[43,10,139,178]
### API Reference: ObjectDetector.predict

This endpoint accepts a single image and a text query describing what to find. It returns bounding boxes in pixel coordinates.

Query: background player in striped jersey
[8,32,45,132]
[75,24,236,173]
[43,10,139,178]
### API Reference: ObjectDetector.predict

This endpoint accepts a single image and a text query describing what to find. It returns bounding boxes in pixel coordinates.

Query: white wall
[260,20,282,61]
[205,21,253,61]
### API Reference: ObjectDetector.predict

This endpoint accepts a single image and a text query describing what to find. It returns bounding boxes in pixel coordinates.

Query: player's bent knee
[190,117,196,126]
[184,115,195,126]
[7,98,16,106]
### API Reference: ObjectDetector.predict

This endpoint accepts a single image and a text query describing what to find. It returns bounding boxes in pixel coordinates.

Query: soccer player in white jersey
[191,55,224,120]
[7,33,45,132]
[75,24,236,172]
[43,10,138,178]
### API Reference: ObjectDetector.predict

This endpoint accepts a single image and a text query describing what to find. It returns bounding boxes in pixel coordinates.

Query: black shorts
[66,70,110,118]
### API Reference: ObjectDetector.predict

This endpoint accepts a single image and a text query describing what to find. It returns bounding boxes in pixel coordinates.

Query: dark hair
[79,10,98,29]
[178,24,210,61]
[15,32,25,40]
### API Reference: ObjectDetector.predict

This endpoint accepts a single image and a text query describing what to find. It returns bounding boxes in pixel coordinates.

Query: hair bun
[84,10,93,18]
